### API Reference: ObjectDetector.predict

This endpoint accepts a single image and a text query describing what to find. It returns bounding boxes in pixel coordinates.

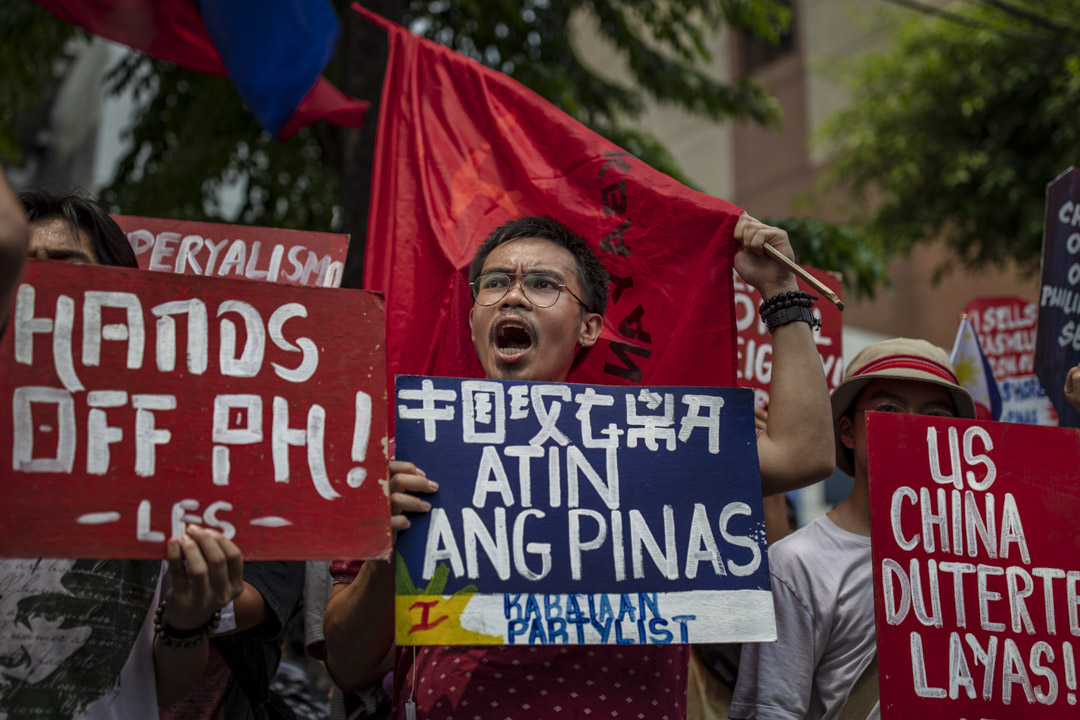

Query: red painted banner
[359,7,741,389]
[734,267,843,408]
[0,259,389,560]
[963,297,1057,426]
[868,412,1080,719]
[114,215,350,288]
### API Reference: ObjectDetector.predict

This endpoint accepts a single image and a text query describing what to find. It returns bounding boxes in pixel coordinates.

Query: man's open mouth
[493,317,536,359]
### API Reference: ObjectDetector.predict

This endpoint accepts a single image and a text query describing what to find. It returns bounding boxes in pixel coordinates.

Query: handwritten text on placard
[869,413,1080,718]
[0,259,389,560]
[393,376,775,646]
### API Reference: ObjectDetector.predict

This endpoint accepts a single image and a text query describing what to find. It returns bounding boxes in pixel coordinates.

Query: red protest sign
[1,259,389,560]
[734,267,843,407]
[964,296,1058,426]
[868,412,1080,719]
[114,215,350,288]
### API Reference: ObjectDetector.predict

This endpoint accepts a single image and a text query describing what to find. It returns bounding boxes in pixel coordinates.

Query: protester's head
[832,338,976,476]
[468,216,608,382]
[19,189,136,268]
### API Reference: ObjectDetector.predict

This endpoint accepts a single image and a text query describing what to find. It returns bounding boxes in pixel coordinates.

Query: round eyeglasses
[470,272,590,311]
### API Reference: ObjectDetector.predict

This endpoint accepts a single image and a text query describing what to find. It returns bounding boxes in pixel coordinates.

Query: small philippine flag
[950,314,1002,421]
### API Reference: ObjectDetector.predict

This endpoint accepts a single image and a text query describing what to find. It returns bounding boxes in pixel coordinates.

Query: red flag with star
[358,6,740,387]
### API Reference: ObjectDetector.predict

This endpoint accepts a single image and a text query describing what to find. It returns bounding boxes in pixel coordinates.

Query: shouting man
[324,214,835,718]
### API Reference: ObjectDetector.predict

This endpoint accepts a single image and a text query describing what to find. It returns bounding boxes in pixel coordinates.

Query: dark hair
[19,189,137,268]
[469,216,610,316]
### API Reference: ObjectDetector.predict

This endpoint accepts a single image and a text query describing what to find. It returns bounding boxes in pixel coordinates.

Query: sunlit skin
[468,237,603,384]
[26,218,99,264]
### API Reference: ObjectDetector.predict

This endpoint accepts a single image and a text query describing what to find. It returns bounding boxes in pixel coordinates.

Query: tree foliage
[769,216,887,300]
[821,0,1080,277]
[2,1,787,226]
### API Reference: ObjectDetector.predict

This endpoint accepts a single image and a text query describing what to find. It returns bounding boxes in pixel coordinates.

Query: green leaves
[822,2,1080,276]
[3,0,796,277]
[0,3,81,162]
[767,216,888,300]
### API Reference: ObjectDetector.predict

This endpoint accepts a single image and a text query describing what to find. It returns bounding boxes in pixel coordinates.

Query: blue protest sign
[1036,167,1080,428]
[392,375,774,646]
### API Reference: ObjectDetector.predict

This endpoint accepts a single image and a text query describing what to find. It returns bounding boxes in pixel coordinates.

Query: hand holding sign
[163,525,244,630]
[389,460,438,533]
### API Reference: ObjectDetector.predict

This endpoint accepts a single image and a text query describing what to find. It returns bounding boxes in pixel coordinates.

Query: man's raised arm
[733,214,834,495]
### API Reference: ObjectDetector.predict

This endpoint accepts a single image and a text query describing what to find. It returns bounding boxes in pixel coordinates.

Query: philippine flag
[950,314,1002,421]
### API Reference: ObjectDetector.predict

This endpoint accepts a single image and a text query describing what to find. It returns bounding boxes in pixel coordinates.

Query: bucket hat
[832,337,976,475]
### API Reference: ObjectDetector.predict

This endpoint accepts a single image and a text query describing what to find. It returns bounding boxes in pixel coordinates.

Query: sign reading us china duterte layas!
[393,376,774,646]
[868,412,1080,719]
[0,259,390,560]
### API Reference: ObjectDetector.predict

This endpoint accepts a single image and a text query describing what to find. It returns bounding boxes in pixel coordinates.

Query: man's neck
[826,472,872,536]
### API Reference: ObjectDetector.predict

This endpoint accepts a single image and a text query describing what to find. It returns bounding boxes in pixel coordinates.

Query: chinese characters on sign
[394,376,774,646]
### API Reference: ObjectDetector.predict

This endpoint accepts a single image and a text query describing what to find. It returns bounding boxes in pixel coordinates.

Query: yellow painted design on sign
[395,557,502,645]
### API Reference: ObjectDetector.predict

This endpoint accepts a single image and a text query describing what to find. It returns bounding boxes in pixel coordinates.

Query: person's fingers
[165,537,188,594]
[189,526,232,605]
[390,460,424,477]
[391,492,433,516]
[734,212,751,241]
[217,533,244,590]
[390,472,438,495]
[179,529,210,597]
[391,514,412,533]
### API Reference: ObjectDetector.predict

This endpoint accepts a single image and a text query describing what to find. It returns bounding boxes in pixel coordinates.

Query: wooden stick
[762,243,845,311]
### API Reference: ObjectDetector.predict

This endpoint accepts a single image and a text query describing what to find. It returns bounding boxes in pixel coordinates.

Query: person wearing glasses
[324,214,834,719]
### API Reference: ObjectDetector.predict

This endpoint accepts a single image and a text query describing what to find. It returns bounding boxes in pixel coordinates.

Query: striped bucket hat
[832,337,976,475]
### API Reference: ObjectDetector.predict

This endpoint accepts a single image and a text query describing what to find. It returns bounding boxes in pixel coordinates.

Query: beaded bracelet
[758,290,818,320]
[760,290,822,332]
[154,600,220,649]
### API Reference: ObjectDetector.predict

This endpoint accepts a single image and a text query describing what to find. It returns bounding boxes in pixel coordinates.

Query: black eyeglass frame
[469,271,592,312]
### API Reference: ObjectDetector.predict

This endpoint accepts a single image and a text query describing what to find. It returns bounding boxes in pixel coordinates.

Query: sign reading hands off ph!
[868,412,1080,719]
[0,259,390,560]
[393,376,774,646]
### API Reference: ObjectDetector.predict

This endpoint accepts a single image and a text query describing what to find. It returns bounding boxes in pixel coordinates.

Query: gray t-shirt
[729,515,880,720]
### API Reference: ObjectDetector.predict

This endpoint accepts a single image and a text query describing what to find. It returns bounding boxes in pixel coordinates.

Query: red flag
[358,6,741,387]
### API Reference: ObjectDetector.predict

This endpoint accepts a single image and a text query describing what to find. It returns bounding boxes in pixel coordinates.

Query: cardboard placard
[114,215,350,288]
[869,412,1080,718]
[733,268,843,407]
[392,376,774,646]
[1036,168,1080,428]
[964,297,1057,426]
[1,259,390,560]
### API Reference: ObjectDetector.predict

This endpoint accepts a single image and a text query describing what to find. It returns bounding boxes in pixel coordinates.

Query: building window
[736,1,796,75]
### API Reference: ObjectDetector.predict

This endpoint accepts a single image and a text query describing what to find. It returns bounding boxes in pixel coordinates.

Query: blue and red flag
[35,0,368,139]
